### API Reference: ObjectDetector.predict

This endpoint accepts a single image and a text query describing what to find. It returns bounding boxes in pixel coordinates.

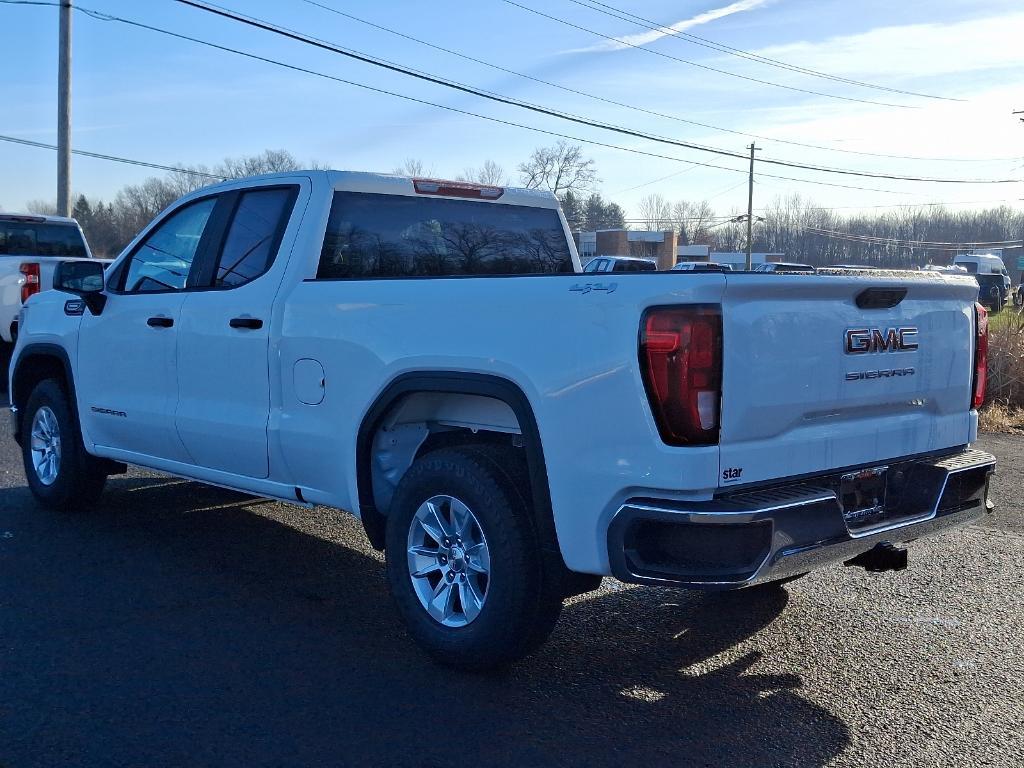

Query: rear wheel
[385,446,562,670]
[21,378,107,509]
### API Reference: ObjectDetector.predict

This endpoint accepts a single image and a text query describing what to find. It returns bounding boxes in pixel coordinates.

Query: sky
[2,0,1023,219]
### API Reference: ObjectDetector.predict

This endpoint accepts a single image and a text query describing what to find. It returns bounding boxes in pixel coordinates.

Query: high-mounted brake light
[413,178,504,200]
[639,306,722,446]
[20,262,40,304]
[972,302,988,410]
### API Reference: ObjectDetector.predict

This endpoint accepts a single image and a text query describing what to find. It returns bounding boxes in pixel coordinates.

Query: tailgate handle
[856,287,906,309]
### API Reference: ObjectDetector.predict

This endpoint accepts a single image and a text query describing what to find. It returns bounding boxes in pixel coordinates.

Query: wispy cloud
[572,0,770,54]
[748,12,1024,79]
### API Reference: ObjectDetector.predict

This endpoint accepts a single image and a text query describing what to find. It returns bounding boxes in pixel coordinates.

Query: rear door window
[317,192,573,278]
[213,187,296,287]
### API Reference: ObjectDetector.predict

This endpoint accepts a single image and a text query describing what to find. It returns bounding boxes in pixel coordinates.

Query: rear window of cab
[316,192,573,279]
[0,220,87,257]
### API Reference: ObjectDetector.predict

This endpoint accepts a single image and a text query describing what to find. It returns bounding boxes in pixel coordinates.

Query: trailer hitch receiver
[843,543,908,573]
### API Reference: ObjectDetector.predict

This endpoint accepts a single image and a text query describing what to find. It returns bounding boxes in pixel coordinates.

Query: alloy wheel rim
[406,494,490,628]
[30,406,62,486]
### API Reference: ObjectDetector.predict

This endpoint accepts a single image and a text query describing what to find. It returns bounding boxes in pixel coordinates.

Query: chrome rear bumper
[607,448,996,589]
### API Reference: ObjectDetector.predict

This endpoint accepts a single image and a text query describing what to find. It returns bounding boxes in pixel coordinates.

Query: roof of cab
[325,170,560,209]
[194,170,561,209]
[0,213,80,225]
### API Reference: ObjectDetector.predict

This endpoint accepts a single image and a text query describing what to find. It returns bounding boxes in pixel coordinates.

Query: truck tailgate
[718,273,979,488]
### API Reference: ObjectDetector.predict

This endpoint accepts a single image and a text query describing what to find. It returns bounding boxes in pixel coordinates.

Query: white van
[953,253,1010,310]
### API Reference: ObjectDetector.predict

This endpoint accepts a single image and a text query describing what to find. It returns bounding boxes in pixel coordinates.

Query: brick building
[573,229,678,270]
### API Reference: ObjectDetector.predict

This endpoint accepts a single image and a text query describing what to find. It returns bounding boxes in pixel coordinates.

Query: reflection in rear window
[317,192,573,278]
[0,221,87,257]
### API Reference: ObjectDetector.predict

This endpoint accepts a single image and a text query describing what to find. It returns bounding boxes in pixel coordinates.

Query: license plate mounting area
[839,466,888,531]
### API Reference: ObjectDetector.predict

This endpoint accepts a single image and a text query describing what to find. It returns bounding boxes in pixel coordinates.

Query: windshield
[0,220,88,257]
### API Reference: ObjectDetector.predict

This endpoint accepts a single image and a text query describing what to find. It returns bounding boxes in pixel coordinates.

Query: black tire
[385,446,562,670]
[0,341,13,390]
[21,378,107,510]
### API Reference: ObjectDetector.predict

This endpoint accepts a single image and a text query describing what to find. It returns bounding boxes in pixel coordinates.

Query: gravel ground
[1,420,1021,768]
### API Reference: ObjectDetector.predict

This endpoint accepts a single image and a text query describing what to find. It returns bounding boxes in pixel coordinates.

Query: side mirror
[54,260,106,315]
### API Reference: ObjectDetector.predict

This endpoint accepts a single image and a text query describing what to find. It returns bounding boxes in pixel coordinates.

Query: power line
[9,0,1018,177]
[802,226,1022,247]
[6,0,1015,174]
[90,4,905,195]
[296,0,1011,164]
[0,4,987,200]
[565,0,959,102]
[0,133,225,179]
[771,198,1023,212]
[296,0,1015,163]
[500,0,916,109]
[168,1,1018,185]
[606,164,704,193]
[63,5,949,196]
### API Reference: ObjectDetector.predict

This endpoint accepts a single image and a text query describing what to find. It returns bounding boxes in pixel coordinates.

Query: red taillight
[412,178,504,200]
[20,262,40,303]
[639,306,722,446]
[972,302,988,410]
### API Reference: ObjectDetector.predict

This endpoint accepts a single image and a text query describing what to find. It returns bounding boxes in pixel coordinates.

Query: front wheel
[385,446,562,670]
[21,378,107,509]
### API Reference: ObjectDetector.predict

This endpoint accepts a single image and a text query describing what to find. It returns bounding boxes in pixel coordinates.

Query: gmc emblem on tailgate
[845,327,918,354]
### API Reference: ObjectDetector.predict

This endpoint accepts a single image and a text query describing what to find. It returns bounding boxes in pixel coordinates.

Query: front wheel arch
[11,345,79,446]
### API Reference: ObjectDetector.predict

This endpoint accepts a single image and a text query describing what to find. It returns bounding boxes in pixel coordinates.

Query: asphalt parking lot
[1,415,1022,768]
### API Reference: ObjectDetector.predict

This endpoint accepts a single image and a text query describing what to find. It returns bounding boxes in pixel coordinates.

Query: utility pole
[1015,110,1023,288]
[745,143,759,270]
[57,0,72,217]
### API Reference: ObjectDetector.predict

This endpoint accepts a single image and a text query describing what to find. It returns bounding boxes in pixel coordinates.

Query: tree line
[638,190,1022,267]
[23,143,1021,267]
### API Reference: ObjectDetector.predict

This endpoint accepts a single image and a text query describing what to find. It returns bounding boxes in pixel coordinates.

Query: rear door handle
[147,316,174,328]
[229,317,264,330]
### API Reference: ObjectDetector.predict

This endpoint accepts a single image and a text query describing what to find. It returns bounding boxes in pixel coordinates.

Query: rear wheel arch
[355,372,558,558]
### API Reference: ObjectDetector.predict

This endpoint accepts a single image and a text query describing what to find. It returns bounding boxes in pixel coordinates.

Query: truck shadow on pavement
[0,476,851,768]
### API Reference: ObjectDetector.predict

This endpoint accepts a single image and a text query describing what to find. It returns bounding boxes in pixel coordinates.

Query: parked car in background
[582,255,657,273]
[0,213,106,350]
[672,262,733,271]
[753,262,816,274]
[953,253,1010,311]
[10,170,996,670]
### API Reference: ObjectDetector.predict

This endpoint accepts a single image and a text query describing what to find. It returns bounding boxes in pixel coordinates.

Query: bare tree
[518,141,597,196]
[25,199,59,216]
[393,158,431,177]
[456,159,507,185]
[638,193,672,231]
[672,200,715,244]
[218,149,302,178]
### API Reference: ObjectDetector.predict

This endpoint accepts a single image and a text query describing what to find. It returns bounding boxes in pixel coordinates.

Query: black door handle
[147,316,174,328]
[229,317,264,330]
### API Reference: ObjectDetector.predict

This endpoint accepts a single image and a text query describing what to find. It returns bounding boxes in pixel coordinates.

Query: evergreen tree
[559,190,585,231]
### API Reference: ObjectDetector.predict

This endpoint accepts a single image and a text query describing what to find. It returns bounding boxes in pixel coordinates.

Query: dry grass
[985,308,1024,407]
[979,401,1024,434]
[980,307,1024,432]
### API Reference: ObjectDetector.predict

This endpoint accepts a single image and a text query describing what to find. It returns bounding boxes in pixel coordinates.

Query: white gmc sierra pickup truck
[0,213,105,350]
[10,171,996,669]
